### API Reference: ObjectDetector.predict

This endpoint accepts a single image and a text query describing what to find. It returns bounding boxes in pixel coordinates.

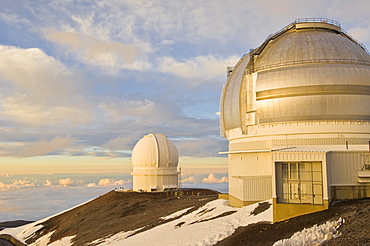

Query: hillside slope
[2,191,370,245]
[24,189,219,245]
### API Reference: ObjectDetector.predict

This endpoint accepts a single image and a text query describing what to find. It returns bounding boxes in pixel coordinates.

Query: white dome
[132,133,179,168]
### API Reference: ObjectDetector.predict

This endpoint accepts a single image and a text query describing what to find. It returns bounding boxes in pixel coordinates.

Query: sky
[0,0,370,221]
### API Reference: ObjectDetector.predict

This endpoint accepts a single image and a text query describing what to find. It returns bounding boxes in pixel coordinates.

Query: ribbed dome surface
[132,133,179,168]
[220,18,370,134]
[255,29,370,69]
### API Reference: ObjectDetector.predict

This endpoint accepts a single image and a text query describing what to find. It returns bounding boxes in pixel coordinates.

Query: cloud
[0,45,92,127]
[156,55,239,84]
[175,138,228,157]
[103,137,135,151]
[58,178,74,186]
[0,180,36,191]
[0,12,31,27]
[43,29,148,72]
[99,99,157,124]
[181,176,198,183]
[114,180,126,186]
[99,97,186,128]
[97,178,112,186]
[202,173,228,184]
[98,178,127,186]
[0,45,80,98]
[347,27,370,44]
[16,135,75,158]
[12,180,36,187]
[44,180,53,186]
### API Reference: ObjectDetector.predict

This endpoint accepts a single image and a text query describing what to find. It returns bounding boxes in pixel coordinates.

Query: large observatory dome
[220,18,370,222]
[220,18,370,135]
[132,133,179,168]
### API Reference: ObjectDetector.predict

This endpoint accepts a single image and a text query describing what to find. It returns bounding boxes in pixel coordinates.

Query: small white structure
[131,133,179,192]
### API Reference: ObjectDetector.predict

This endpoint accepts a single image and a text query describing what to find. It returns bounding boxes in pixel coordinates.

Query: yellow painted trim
[218,193,229,200]
[273,198,329,222]
[228,194,261,207]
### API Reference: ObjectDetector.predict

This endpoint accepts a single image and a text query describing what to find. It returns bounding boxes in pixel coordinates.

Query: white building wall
[133,174,178,192]
[132,167,178,192]
[326,151,368,186]
[243,176,272,201]
[229,176,244,201]
[228,151,272,202]
[229,152,272,177]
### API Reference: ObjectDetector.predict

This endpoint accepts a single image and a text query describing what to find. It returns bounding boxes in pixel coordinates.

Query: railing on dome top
[249,18,369,57]
[246,58,370,74]
[295,17,341,27]
[263,18,340,45]
[296,18,369,55]
[340,29,370,55]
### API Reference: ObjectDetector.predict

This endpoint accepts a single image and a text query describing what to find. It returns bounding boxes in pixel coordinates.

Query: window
[276,162,323,204]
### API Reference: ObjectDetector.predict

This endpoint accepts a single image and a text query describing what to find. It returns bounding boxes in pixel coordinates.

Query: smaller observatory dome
[131,133,179,192]
[132,133,179,168]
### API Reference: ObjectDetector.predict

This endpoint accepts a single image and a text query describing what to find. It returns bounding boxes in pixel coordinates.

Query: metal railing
[250,18,369,56]
[340,29,370,54]
[264,18,340,43]
[295,18,341,27]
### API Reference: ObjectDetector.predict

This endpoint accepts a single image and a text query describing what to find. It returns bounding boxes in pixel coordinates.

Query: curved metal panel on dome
[132,134,158,167]
[220,54,250,133]
[152,134,179,167]
[131,133,179,168]
[167,139,179,167]
[256,64,370,92]
[254,29,370,70]
[256,94,370,123]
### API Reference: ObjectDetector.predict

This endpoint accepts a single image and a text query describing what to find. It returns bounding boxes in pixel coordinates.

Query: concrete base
[273,198,329,222]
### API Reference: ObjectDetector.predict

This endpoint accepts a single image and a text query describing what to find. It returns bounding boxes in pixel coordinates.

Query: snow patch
[48,236,76,246]
[29,231,54,246]
[89,227,144,245]
[160,207,194,221]
[273,217,344,246]
[99,199,273,246]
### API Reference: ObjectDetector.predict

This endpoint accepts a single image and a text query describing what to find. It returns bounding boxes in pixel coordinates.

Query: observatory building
[220,18,370,222]
[131,133,179,192]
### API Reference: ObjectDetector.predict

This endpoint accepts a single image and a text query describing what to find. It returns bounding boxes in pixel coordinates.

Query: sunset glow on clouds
[0,172,227,221]
[202,173,228,184]
[181,173,228,184]
[1,0,368,172]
